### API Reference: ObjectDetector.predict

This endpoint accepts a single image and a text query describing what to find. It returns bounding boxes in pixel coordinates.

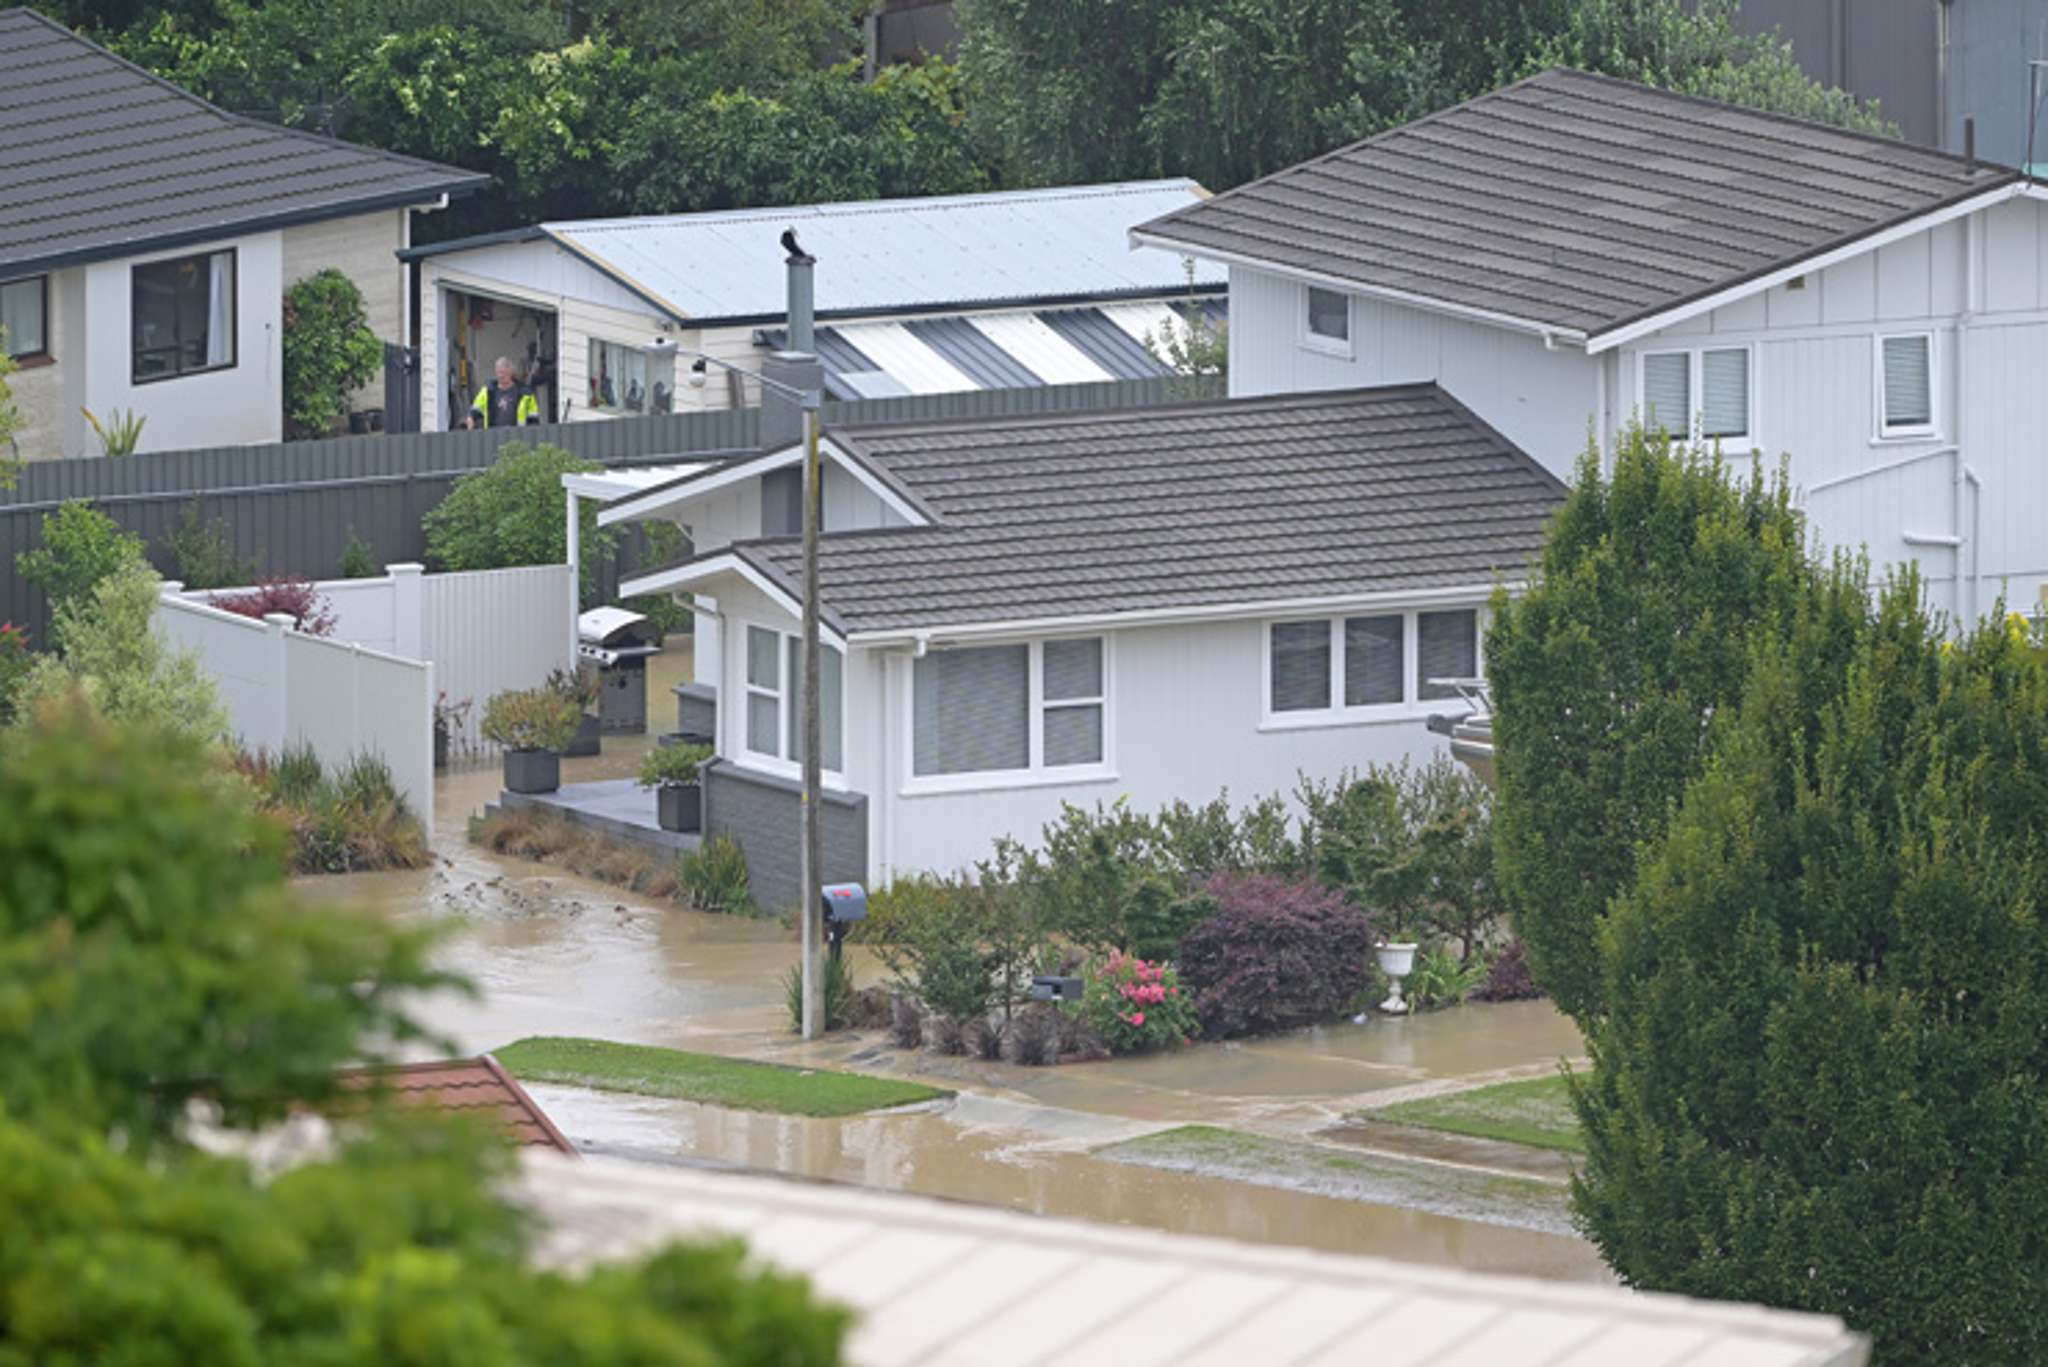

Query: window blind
[1043,705,1103,766]
[1418,610,1478,701]
[913,645,1029,775]
[1344,615,1404,706]
[1271,622,1331,712]
[1043,639,1102,700]
[745,626,780,754]
[785,639,845,772]
[1701,349,1748,438]
[1642,352,1690,437]
[1883,335,1931,429]
[1042,638,1104,766]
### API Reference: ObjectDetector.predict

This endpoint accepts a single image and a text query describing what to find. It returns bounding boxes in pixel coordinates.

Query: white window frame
[1261,606,1486,731]
[1873,330,1939,442]
[1301,284,1354,359]
[900,635,1116,796]
[1636,343,1756,448]
[736,620,845,785]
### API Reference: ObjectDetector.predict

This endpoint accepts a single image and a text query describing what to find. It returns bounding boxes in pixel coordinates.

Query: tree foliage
[282,268,384,436]
[423,442,614,584]
[1571,575,2048,1363]
[1484,427,1813,1021]
[957,0,1890,191]
[15,500,147,619]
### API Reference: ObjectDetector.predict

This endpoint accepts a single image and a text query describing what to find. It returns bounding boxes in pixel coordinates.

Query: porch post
[564,485,580,665]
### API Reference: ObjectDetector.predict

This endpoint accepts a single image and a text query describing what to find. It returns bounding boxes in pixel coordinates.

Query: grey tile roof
[693,384,1563,635]
[1133,68,2015,342]
[0,8,489,276]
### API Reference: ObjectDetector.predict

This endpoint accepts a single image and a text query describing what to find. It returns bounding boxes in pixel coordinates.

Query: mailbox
[1029,975,1085,1004]
[821,883,867,925]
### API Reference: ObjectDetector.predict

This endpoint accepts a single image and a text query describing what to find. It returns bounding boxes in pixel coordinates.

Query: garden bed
[494,1036,951,1117]
[238,746,428,875]
[470,808,756,915]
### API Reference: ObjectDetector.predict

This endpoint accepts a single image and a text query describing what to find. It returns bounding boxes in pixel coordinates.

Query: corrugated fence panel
[422,564,575,757]
[2,377,1220,642]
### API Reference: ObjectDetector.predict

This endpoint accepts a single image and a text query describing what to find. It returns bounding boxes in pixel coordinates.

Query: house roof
[624,384,1566,636]
[337,1056,577,1155]
[1132,68,2016,348]
[519,1151,1871,1367]
[405,180,1226,325]
[0,7,489,277]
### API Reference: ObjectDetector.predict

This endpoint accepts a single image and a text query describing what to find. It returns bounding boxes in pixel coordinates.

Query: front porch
[489,779,702,858]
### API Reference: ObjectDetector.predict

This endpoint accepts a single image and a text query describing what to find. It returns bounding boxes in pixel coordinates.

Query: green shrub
[16,501,147,618]
[784,953,855,1033]
[282,268,383,437]
[1405,946,1486,1011]
[677,834,754,916]
[1485,428,1815,1020]
[237,746,429,875]
[338,528,381,579]
[545,663,600,711]
[16,560,227,746]
[424,444,615,589]
[1078,951,1198,1054]
[268,742,327,807]
[1176,872,1378,1038]
[479,687,582,752]
[163,500,254,590]
[638,741,710,788]
[0,622,30,726]
[81,405,145,456]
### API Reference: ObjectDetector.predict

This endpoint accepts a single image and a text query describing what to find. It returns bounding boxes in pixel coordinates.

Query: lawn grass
[1369,1073,1585,1154]
[494,1036,950,1117]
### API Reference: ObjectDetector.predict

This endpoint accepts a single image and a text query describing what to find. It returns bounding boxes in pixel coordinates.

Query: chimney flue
[783,227,816,355]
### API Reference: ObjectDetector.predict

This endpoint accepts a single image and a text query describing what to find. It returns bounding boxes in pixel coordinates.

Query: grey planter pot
[503,748,561,795]
[563,712,602,758]
[656,782,702,833]
[433,725,450,771]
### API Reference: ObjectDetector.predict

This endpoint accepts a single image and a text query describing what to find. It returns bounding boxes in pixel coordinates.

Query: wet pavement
[296,636,1605,1282]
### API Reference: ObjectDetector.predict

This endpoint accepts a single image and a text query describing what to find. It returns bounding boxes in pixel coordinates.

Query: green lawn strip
[1095,1125,1570,1235]
[1368,1074,1585,1155]
[494,1036,951,1118]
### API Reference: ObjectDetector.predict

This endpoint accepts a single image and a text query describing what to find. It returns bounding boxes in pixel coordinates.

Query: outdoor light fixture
[1029,976,1085,1004]
[687,357,709,389]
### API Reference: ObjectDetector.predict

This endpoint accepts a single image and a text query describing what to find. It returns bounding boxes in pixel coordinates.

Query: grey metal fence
[1,375,1220,642]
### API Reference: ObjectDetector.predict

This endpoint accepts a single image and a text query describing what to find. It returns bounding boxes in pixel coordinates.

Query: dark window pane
[913,645,1028,775]
[1306,287,1349,341]
[746,626,779,689]
[1271,621,1331,712]
[1418,610,1478,701]
[1,277,44,357]
[131,249,234,381]
[1344,614,1404,705]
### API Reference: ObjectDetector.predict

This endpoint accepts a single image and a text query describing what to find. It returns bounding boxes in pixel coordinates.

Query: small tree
[1484,427,1813,1020]
[282,268,383,437]
[0,338,24,486]
[15,500,148,618]
[1572,572,2048,1362]
[424,442,615,592]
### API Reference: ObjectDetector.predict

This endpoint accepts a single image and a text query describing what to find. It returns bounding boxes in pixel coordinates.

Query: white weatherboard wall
[156,593,434,832]
[183,563,573,755]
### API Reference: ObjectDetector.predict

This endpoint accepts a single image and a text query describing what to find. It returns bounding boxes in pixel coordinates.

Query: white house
[401,181,1225,433]
[1132,68,2048,626]
[0,7,487,461]
[597,385,1562,902]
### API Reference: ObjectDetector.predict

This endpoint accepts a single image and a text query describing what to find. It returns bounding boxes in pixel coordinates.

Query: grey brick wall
[672,682,716,740]
[702,759,866,913]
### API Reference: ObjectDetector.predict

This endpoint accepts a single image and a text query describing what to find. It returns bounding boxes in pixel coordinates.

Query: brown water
[299,653,1602,1283]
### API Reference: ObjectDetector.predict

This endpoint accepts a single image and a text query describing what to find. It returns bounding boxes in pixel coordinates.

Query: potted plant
[638,741,711,832]
[432,692,472,770]
[548,665,603,757]
[480,687,581,794]
[1374,915,1421,1016]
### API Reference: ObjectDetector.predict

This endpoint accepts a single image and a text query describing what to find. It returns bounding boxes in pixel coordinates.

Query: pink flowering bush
[1078,951,1199,1055]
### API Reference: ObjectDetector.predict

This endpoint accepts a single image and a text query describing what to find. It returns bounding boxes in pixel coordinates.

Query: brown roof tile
[337,1055,578,1156]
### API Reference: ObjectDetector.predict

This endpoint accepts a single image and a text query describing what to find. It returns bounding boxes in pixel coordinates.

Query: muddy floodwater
[299,682,1604,1283]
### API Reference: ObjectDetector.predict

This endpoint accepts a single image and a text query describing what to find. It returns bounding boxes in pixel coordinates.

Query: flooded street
[299,642,1604,1283]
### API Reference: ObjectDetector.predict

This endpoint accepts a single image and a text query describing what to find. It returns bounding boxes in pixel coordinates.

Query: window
[1879,333,1934,436]
[1304,286,1350,351]
[1640,346,1750,444]
[1,275,47,359]
[742,624,842,773]
[1267,608,1480,721]
[911,638,1108,780]
[589,339,647,414]
[132,249,234,382]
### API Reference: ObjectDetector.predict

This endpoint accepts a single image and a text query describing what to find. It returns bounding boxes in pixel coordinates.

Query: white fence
[156,592,435,834]
[179,562,573,758]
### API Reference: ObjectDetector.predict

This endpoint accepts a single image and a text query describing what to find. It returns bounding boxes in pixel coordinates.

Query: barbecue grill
[576,607,664,732]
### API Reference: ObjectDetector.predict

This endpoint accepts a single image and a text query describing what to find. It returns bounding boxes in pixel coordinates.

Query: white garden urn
[1375,942,1419,1015]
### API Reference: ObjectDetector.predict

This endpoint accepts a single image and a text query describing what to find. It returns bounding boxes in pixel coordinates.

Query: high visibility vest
[471,383,539,428]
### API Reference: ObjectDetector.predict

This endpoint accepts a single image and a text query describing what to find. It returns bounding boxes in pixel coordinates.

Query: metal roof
[1133,68,2015,345]
[0,7,489,276]
[520,1151,1871,1367]
[625,384,1565,635]
[474,181,1227,324]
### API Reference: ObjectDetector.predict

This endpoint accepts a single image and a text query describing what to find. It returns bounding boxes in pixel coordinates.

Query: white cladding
[1227,194,2048,623]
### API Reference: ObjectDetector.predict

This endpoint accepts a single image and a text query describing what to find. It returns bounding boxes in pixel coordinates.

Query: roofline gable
[596,437,938,529]
[617,547,850,644]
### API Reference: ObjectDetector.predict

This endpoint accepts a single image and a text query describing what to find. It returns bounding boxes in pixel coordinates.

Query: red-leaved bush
[1176,873,1379,1038]
[1471,937,1546,1002]
[209,577,337,637]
